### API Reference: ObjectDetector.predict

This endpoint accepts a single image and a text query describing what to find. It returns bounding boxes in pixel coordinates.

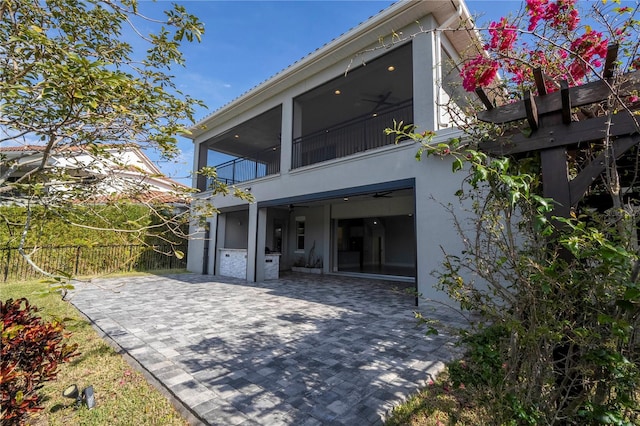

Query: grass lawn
[1,275,189,426]
[384,369,489,426]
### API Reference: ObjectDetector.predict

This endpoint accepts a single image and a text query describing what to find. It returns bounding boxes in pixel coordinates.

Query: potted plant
[291,241,323,274]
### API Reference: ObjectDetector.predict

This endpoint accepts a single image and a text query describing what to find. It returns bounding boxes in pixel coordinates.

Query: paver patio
[69,273,467,425]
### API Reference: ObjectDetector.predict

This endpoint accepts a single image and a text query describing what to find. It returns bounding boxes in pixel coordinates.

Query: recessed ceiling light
[234,134,239,139]
[387,66,395,72]
[343,197,349,201]
[334,90,341,95]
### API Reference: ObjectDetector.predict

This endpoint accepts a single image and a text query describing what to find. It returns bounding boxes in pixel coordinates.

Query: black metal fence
[1,244,188,283]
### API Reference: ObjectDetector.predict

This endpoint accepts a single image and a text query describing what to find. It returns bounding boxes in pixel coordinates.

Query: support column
[291,100,303,169]
[280,98,293,175]
[193,142,209,191]
[206,215,218,275]
[214,213,227,275]
[186,221,206,273]
[323,204,331,274]
[186,200,206,274]
[412,14,439,133]
[246,203,267,282]
[255,208,268,282]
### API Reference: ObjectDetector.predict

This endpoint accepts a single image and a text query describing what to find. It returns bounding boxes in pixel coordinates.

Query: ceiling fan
[372,191,393,198]
[288,204,310,212]
[362,91,393,113]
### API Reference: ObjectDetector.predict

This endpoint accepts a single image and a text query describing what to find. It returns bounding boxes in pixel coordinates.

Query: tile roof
[82,190,188,205]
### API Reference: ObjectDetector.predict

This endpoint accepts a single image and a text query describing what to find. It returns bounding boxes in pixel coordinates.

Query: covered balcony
[200,106,283,189]
[209,144,280,186]
[292,99,412,169]
[199,41,414,190]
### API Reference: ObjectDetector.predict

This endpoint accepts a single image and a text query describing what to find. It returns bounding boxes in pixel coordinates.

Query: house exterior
[186,0,478,303]
[0,144,187,204]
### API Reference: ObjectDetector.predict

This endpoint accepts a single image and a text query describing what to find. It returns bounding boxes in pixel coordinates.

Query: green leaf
[623,287,640,301]
[452,158,464,172]
[597,313,613,325]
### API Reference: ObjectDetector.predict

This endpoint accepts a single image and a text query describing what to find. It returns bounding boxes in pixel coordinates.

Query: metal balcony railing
[292,100,413,169]
[208,144,280,187]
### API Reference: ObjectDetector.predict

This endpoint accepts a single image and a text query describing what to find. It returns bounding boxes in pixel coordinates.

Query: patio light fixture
[63,384,96,409]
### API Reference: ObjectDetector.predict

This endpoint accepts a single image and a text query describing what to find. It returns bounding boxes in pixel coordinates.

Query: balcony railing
[292,100,413,169]
[208,144,280,187]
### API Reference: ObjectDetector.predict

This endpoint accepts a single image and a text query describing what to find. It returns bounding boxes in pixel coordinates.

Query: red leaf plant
[1,298,78,425]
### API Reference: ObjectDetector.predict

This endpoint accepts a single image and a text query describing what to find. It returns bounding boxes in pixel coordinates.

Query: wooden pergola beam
[603,44,619,79]
[569,135,640,206]
[477,70,640,124]
[479,111,639,155]
[524,90,539,131]
[475,87,494,110]
[560,80,571,124]
[534,68,547,96]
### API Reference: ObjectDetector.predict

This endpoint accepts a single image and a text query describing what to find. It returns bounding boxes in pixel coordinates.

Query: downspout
[435,3,463,129]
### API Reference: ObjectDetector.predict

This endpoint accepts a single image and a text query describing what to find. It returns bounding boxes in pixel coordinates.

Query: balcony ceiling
[204,42,413,160]
[296,42,413,136]
[203,105,283,159]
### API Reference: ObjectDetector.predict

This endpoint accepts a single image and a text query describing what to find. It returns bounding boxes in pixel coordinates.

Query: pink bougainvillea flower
[526,0,549,31]
[569,31,608,80]
[460,55,500,91]
[488,17,518,51]
[527,0,579,31]
[546,0,579,31]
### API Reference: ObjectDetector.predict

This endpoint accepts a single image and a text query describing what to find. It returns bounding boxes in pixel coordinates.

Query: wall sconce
[63,384,95,409]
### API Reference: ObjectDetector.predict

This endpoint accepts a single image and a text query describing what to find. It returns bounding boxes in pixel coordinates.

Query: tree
[0,0,251,280]
[389,0,639,423]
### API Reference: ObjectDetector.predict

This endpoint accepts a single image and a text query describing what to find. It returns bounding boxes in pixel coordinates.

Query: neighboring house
[0,144,187,204]
[186,0,478,303]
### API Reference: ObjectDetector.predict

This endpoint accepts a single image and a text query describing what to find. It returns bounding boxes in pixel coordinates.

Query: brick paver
[69,273,466,425]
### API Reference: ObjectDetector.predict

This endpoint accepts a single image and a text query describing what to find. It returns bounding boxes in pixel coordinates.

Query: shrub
[1,298,78,425]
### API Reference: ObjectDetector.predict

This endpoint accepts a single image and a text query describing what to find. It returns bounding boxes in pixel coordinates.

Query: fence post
[129,245,134,271]
[75,246,81,275]
[3,247,10,283]
[232,162,236,184]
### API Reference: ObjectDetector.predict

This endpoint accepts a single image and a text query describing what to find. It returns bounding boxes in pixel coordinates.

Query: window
[295,217,305,251]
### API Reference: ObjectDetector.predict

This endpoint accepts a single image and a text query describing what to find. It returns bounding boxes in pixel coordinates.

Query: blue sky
[139,0,523,184]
